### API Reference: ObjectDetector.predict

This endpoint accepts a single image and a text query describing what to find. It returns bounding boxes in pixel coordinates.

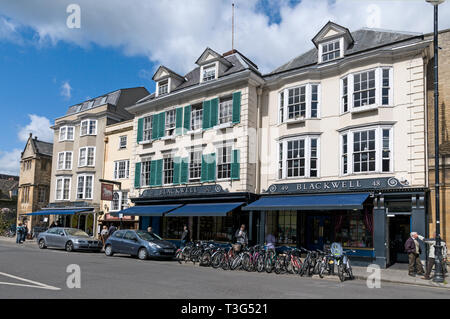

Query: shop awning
[242,193,370,211]
[165,202,245,217]
[110,204,183,217]
[26,208,93,216]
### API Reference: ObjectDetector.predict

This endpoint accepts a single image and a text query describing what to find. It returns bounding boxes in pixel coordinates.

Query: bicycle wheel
[175,250,183,264]
[221,255,231,270]
[200,251,212,267]
[211,252,222,268]
[257,254,265,272]
[337,264,345,282]
[265,256,274,273]
[299,259,309,277]
[292,257,302,274]
[274,256,284,274]
[318,261,327,279]
[241,253,251,271]
[346,264,354,280]
[230,255,242,270]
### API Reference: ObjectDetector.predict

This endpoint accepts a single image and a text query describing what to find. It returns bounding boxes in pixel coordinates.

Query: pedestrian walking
[180,225,189,248]
[420,233,448,280]
[265,232,276,251]
[100,226,109,250]
[234,224,248,249]
[404,232,425,277]
[22,224,28,242]
[16,223,23,244]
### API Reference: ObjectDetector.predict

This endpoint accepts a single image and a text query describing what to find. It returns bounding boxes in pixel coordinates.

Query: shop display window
[334,210,373,248]
[266,211,297,245]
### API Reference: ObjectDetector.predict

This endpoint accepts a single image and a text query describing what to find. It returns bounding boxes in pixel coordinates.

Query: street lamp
[426,0,445,283]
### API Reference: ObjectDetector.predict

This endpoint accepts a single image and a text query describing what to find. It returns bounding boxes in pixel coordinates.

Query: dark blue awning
[242,193,370,211]
[110,205,182,217]
[165,202,245,217]
[26,209,93,216]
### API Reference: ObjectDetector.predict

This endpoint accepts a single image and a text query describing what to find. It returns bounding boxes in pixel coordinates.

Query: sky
[0,0,449,176]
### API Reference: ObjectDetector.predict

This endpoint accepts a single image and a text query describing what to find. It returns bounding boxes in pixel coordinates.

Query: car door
[122,231,140,256]
[109,230,125,253]
[52,229,67,248]
[44,228,58,247]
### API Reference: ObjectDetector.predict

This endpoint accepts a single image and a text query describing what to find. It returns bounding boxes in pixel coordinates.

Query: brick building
[16,133,53,230]
[426,28,450,244]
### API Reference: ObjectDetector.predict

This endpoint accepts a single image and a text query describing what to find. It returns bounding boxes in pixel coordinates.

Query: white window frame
[318,37,344,63]
[140,157,152,187]
[189,149,202,182]
[340,66,393,114]
[156,78,171,97]
[163,154,174,185]
[78,147,96,167]
[158,80,169,96]
[278,135,321,179]
[218,96,233,125]
[339,125,394,176]
[76,174,94,200]
[119,136,127,149]
[165,109,176,136]
[114,160,130,180]
[57,151,73,170]
[278,83,321,124]
[191,104,203,131]
[200,62,218,83]
[143,115,153,142]
[59,126,74,141]
[110,191,129,212]
[216,144,233,181]
[80,119,98,136]
[55,177,71,201]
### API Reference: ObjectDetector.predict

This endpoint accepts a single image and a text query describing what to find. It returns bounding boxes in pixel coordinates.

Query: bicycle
[330,242,355,282]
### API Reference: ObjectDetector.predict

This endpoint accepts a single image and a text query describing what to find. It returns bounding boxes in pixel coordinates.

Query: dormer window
[321,39,341,62]
[158,80,169,96]
[202,64,216,82]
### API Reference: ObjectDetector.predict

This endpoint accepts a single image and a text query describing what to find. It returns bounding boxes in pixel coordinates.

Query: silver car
[37,227,102,252]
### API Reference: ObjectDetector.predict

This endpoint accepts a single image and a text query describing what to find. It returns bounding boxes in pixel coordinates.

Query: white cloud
[0,149,21,176]
[18,114,53,143]
[0,0,449,73]
[60,81,72,99]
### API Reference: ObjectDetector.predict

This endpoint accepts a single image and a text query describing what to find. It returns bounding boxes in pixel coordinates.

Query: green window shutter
[232,91,241,124]
[201,154,208,182]
[210,98,219,127]
[183,105,191,132]
[159,112,165,138]
[152,115,159,140]
[150,160,157,186]
[231,149,240,180]
[134,162,141,188]
[208,153,216,182]
[180,157,189,184]
[202,100,211,130]
[156,159,163,186]
[137,118,144,143]
[173,157,181,185]
[175,108,183,135]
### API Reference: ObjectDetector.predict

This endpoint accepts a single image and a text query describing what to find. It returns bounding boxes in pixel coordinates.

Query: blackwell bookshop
[244,177,427,268]
[112,184,258,245]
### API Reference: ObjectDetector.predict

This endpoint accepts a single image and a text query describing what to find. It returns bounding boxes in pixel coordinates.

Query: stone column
[373,195,387,268]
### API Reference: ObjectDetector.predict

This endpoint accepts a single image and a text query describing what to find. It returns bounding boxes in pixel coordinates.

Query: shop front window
[198,217,234,242]
[162,217,189,240]
[265,211,297,245]
[334,210,373,248]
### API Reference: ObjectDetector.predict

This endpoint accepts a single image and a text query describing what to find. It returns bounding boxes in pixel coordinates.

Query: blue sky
[0,0,449,175]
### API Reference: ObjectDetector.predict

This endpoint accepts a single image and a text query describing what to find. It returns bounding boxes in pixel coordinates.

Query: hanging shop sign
[265,177,408,195]
[141,184,227,198]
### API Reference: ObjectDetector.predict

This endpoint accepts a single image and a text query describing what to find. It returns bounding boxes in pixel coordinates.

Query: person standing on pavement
[22,224,28,243]
[234,224,248,248]
[16,223,23,244]
[100,226,109,250]
[419,233,448,280]
[180,225,189,248]
[404,232,425,277]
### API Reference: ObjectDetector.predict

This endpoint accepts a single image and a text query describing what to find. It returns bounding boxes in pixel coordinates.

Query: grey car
[37,227,102,252]
[105,229,177,260]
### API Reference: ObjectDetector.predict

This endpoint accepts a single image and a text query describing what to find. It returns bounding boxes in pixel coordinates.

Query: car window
[113,230,125,238]
[65,229,89,237]
[124,231,137,240]
[47,228,57,234]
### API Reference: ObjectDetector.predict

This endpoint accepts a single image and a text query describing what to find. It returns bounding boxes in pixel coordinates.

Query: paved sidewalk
[0,236,36,245]
[352,264,450,289]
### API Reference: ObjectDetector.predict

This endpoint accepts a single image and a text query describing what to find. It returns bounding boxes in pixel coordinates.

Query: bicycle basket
[330,242,343,257]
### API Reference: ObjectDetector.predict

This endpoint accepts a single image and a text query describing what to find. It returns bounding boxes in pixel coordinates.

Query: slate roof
[0,178,18,199]
[268,28,424,76]
[136,51,260,104]
[66,89,122,116]
[32,139,53,157]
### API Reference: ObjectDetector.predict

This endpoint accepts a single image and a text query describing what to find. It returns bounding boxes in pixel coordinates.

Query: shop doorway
[306,215,333,251]
[387,214,411,266]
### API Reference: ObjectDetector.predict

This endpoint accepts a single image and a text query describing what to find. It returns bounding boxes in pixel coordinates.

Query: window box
[138,140,152,146]
[213,122,233,130]
[186,129,203,136]
[285,116,306,125]
[161,135,176,141]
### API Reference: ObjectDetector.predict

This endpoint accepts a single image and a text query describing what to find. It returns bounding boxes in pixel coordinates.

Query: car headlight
[149,242,161,249]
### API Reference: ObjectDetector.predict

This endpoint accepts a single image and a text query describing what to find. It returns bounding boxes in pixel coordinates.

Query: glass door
[306,215,332,251]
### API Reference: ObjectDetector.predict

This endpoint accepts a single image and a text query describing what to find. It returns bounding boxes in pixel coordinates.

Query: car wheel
[65,241,74,252]
[138,248,148,260]
[105,245,114,256]
[38,239,46,249]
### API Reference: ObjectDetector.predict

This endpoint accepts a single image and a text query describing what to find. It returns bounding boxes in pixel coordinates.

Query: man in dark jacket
[234,224,248,248]
[405,232,425,277]
[180,225,189,248]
